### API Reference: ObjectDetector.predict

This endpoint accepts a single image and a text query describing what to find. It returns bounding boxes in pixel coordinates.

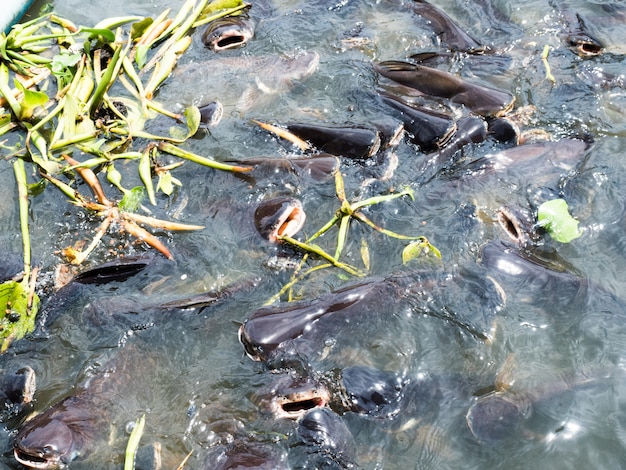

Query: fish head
[201,16,255,52]
[254,196,306,243]
[14,417,77,469]
[253,372,330,420]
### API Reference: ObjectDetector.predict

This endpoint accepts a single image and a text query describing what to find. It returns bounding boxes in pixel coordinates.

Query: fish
[555,4,604,57]
[0,366,36,421]
[160,51,320,113]
[13,344,154,469]
[284,122,382,160]
[239,271,502,362]
[375,61,515,117]
[407,0,487,53]
[201,14,256,52]
[335,366,406,419]
[466,356,612,443]
[226,154,340,185]
[251,371,330,420]
[290,407,358,469]
[253,196,307,243]
[378,90,456,151]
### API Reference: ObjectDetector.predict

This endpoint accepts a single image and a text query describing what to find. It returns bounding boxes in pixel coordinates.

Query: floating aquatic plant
[537,198,582,243]
[0,0,251,264]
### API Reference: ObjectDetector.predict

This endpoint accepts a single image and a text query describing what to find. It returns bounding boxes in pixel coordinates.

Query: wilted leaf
[537,198,581,243]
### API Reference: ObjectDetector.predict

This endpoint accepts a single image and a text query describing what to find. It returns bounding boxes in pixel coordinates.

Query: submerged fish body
[13,344,154,469]
[161,51,320,113]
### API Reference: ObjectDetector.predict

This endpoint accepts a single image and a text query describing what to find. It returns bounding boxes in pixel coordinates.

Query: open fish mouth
[254,197,306,243]
[13,448,61,469]
[209,30,252,51]
[270,388,330,420]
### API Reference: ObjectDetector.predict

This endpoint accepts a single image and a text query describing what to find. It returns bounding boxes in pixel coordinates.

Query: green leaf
[537,198,582,243]
[138,150,156,205]
[402,239,442,265]
[124,414,146,470]
[130,17,154,41]
[119,186,145,212]
[0,280,39,353]
[78,27,116,43]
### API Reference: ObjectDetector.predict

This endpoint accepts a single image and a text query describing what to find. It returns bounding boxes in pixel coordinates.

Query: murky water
[1,0,626,468]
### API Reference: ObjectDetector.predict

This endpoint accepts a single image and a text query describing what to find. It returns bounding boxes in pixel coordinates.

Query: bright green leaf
[0,280,39,353]
[119,186,145,212]
[537,198,582,243]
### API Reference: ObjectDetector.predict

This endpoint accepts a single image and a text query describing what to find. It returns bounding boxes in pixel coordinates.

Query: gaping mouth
[212,32,250,51]
[255,198,307,243]
[272,389,329,420]
[14,448,60,469]
[273,206,306,241]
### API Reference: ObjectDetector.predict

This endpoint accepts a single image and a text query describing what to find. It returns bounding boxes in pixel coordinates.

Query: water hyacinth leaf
[78,27,116,44]
[156,170,182,196]
[537,198,582,243]
[184,105,201,136]
[93,16,144,31]
[124,414,146,470]
[0,280,39,353]
[139,149,156,205]
[0,63,22,118]
[119,186,145,213]
[13,78,48,120]
[130,17,154,41]
[89,43,124,118]
[402,238,442,264]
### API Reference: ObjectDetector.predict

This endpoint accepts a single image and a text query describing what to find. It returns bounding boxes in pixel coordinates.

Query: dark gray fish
[285,122,381,160]
[13,345,153,468]
[496,204,541,247]
[337,366,405,419]
[227,154,339,185]
[418,116,488,183]
[378,90,456,151]
[554,4,604,57]
[253,196,307,243]
[251,371,330,420]
[209,440,289,470]
[375,61,515,117]
[408,0,487,53]
[290,407,357,469]
[239,271,502,362]
[0,367,36,421]
[201,14,255,52]
[478,240,588,309]
[198,101,223,128]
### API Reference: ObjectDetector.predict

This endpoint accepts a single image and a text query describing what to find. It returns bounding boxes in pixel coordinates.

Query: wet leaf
[119,186,145,212]
[13,79,48,120]
[402,238,442,264]
[0,280,39,353]
[138,149,156,205]
[537,198,581,243]
[78,27,116,43]
[124,414,145,470]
